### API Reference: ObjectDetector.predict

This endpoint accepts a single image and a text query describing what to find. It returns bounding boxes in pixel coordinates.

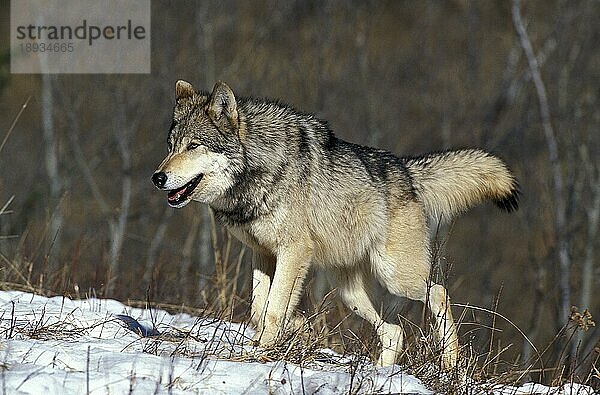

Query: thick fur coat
[152,81,519,369]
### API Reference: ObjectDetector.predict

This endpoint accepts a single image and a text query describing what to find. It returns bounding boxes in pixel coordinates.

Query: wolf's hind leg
[372,201,459,369]
[251,251,275,339]
[332,267,405,367]
[427,283,459,370]
[375,265,459,369]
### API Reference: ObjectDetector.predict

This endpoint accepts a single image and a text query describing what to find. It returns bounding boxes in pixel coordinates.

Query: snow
[0,291,595,394]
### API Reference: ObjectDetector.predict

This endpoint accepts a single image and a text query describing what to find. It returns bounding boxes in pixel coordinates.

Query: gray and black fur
[153,80,520,370]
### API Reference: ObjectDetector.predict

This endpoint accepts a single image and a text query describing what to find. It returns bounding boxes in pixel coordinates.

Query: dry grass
[0,101,598,393]
[2,226,599,394]
[2,270,599,393]
[2,221,599,394]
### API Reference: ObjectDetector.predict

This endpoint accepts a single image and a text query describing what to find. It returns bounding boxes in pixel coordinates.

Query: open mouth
[167,174,204,207]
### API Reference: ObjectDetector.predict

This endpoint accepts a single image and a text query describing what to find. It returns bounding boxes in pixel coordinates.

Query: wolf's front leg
[250,251,275,332]
[254,244,312,345]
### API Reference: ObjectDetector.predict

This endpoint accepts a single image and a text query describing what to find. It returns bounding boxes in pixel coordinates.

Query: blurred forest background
[0,0,598,384]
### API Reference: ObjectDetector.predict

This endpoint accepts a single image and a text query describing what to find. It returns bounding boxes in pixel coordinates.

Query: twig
[0,97,31,154]
[0,196,14,216]
[453,303,543,368]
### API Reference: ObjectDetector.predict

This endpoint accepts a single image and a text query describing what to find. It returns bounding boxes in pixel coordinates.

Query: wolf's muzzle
[152,172,167,189]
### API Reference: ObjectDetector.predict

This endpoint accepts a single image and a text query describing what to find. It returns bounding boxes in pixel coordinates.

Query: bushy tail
[405,149,519,222]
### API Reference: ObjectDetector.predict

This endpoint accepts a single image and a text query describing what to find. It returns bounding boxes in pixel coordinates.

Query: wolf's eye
[187,143,199,150]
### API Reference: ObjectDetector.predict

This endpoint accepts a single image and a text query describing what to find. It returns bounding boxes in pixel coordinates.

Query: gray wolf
[152,80,519,370]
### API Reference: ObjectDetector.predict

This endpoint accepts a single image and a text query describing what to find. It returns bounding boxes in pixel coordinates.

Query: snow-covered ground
[0,291,594,394]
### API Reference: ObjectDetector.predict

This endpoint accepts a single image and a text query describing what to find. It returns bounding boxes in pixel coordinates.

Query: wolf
[152,80,519,370]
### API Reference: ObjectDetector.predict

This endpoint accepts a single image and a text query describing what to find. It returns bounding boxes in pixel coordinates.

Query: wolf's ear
[175,80,195,101]
[207,81,238,131]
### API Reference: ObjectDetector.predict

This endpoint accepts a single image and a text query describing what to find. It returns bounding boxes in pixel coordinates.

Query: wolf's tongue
[168,186,187,201]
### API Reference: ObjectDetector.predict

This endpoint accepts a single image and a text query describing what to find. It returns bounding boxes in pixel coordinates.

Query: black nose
[152,172,167,188]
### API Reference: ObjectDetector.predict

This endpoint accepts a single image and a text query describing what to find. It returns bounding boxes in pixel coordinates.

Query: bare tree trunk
[180,211,200,297]
[0,99,29,251]
[512,0,571,329]
[144,206,173,285]
[355,9,378,148]
[61,84,134,295]
[520,163,549,363]
[577,146,599,355]
[41,72,62,268]
[65,110,110,213]
[107,166,131,293]
[34,11,63,270]
[197,207,213,290]
[105,93,135,295]
[580,193,598,314]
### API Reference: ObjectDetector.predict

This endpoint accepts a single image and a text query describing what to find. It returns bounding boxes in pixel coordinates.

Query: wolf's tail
[405,149,519,222]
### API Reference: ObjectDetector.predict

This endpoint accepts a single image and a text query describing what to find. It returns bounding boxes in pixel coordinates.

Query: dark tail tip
[495,185,520,212]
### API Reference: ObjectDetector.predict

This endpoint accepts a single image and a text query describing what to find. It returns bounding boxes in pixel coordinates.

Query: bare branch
[512,0,571,326]
[144,206,174,284]
[65,110,111,214]
[0,196,15,216]
[0,97,31,154]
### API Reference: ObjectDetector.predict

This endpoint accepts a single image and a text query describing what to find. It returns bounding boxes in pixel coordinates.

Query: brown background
[0,0,598,381]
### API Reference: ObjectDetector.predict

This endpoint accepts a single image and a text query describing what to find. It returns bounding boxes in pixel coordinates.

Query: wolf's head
[152,81,242,208]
